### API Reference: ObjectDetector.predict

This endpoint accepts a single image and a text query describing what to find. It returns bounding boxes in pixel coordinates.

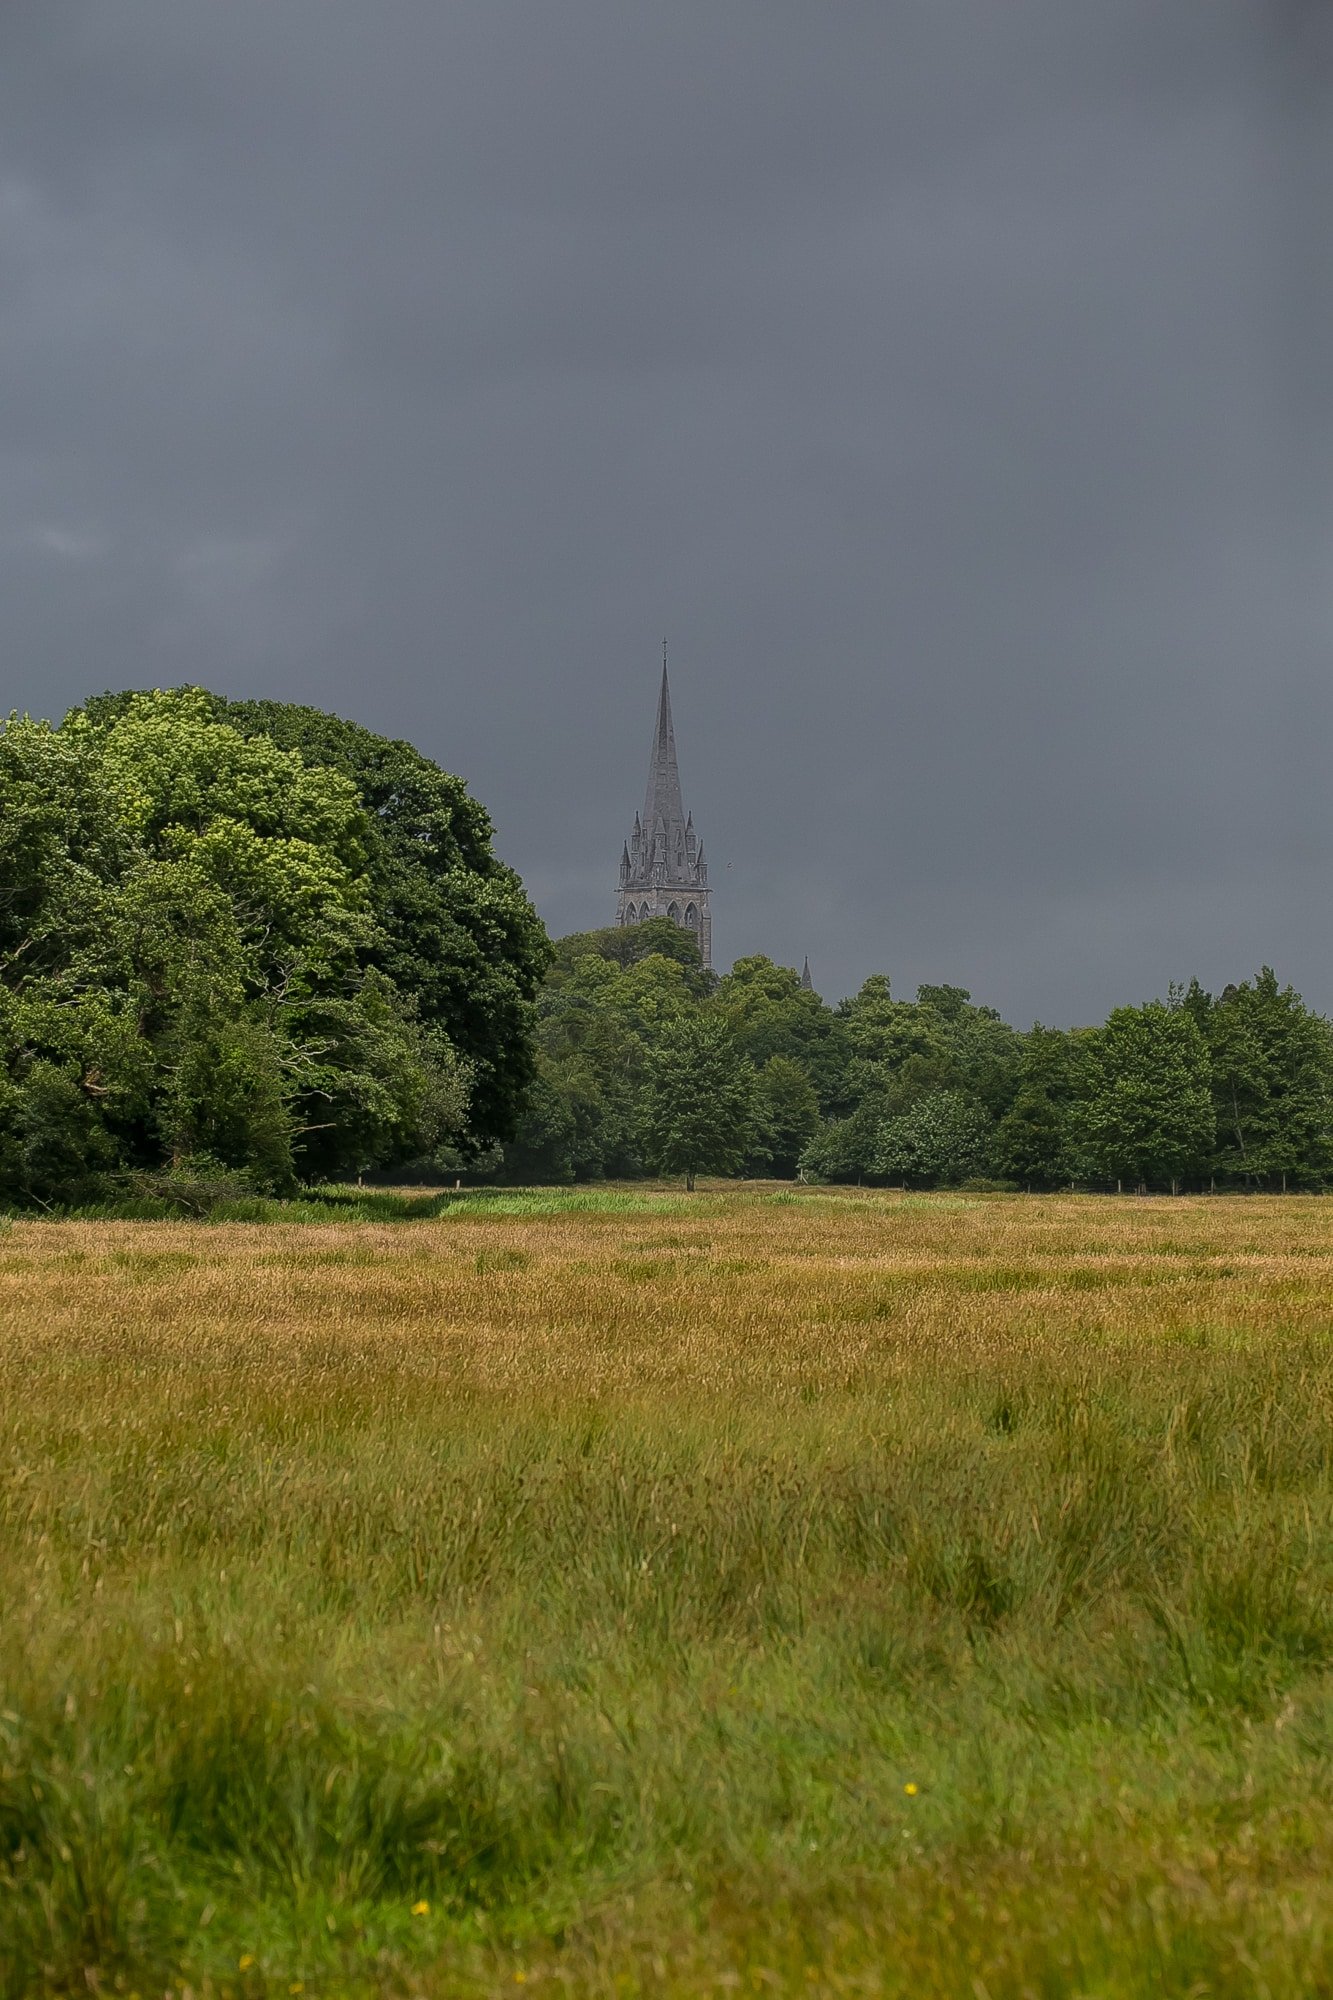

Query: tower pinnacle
[643,656,686,833]
[615,653,712,968]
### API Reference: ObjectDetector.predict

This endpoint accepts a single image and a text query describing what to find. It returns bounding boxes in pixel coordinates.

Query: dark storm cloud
[1,1,1329,1018]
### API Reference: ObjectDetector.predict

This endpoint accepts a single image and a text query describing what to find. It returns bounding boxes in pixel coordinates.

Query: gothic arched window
[684,904,698,928]
[667,902,680,922]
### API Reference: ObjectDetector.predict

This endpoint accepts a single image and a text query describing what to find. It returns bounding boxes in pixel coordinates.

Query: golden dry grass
[1,1186,1331,1996]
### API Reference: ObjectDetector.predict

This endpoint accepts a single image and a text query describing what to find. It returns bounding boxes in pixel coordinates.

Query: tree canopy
[79,688,551,1145]
[0,688,546,1206]
[1066,1002,1215,1190]
[497,940,1333,1195]
[4,686,1332,1204]
[639,1018,756,1190]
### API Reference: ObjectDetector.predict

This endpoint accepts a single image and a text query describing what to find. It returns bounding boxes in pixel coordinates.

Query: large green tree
[502,927,709,1181]
[991,1088,1066,1189]
[1069,1001,1214,1190]
[1183,970,1333,1189]
[986,1024,1091,1191]
[798,977,1023,1185]
[915,985,1022,1118]
[796,1102,886,1185]
[79,688,550,1149]
[873,1090,991,1188]
[639,1018,756,1191]
[749,1055,821,1176]
[833,977,1020,1121]
[715,956,849,1111]
[0,694,485,1203]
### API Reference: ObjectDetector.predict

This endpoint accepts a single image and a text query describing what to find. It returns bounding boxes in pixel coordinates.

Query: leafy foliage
[0,690,521,1203]
[506,938,1333,1193]
[1067,1002,1215,1190]
[991,1088,1067,1190]
[639,1017,756,1189]
[81,687,550,1146]
[550,915,714,996]
[7,687,1333,1201]
[715,955,849,1111]
[1184,969,1333,1188]
[873,1089,991,1188]
[749,1055,821,1176]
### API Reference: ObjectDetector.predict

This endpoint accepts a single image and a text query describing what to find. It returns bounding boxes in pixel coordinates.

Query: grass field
[1,1187,1331,1997]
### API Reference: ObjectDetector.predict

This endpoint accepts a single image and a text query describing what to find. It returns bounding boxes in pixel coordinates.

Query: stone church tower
[616,657,712,968]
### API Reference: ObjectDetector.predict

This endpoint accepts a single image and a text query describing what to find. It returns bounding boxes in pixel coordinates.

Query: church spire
[615,648,713,968]
[801,957,814,992]
[643,647,686,833]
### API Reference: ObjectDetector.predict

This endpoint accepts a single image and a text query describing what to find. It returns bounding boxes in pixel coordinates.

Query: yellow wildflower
[412,1899,431,1916]
[904,1781,919,1796]
[238,1957,255,1972]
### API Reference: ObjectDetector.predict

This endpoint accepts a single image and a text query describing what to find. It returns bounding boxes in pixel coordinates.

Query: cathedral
[616,657,712,968]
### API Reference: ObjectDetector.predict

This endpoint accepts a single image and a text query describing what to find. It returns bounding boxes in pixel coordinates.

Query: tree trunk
[686,1168,696,1192]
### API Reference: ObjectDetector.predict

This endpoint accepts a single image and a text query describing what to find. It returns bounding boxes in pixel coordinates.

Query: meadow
[1,1186,1330,1997]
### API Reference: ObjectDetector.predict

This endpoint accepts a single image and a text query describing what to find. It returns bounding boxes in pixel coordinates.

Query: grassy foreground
[1,1188,1331,1997]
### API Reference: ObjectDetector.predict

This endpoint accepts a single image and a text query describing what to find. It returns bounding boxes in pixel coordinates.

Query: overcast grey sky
[2,2,1331,1018]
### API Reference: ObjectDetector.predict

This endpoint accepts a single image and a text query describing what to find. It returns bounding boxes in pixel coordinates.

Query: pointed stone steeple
[801,957,814,992]
[643,660,686,835]
[615,650,712,967]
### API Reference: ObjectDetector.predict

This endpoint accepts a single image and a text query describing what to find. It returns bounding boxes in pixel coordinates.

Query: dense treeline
[502,923,1333,1191]
[3,687,1330,1204]
[0,689,548,1207]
